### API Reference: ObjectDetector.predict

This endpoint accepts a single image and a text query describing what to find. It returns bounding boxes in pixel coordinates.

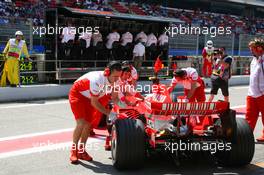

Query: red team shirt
[69,71,111,127]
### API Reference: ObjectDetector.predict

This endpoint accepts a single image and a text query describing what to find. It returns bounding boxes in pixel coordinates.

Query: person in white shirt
[158,32,169,46]
[106,28,120,49]
[121,31,133,47]
[79,31,92,48]
[92,31,103,47]
[135,30,147,44]
[133,38,145,77]
[120,27,133,60]
[246,38,264,142]
[60,23,76,57]
[61,26,76,44]
[146,33,157,47]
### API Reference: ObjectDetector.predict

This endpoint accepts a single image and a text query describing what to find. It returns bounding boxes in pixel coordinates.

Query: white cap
[15,31,23,36]
[206,40,213,47]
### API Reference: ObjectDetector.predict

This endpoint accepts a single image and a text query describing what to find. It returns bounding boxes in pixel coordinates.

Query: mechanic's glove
[107,112,118,125]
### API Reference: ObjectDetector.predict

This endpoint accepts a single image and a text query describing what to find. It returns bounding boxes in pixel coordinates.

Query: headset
[104,61,122,77]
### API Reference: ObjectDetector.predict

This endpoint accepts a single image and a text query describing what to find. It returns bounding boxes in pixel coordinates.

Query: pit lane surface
[0,85,263,175]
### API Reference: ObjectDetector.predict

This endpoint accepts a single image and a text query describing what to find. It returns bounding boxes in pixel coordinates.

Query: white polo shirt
[61,27,76,43]
[171,67,199,90]
[74,71,111,98]
[79,32,92,48]
[121,32,133,46]
[135,31,147,43]
[133,42,145,57]
[158,33,169,46]
[146,33,157,47]
[92,33,103,46]
[106,32,120,49]
[248,55,264,98]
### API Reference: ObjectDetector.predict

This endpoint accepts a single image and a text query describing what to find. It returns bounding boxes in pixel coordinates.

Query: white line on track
[0,100,68,109]
[0,138,103,159]
[0,128,74,142]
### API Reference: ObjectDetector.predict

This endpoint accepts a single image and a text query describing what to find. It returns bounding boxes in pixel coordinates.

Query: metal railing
[0,56,253,86]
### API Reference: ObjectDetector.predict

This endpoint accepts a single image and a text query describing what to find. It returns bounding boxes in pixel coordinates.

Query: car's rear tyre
[111,119,145,170]
[216,117,255,166]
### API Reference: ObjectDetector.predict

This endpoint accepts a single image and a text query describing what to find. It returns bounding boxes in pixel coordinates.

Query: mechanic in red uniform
[246,38,264,142]
[104,65,144,150]
[122,61,138,86]
[168,67,206,102]
[202,40,214,77]
[68,61,122,163]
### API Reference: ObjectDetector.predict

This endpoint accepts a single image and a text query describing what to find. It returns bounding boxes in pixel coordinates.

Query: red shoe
[78,151,93,161]
[256,136,264,142]
[70,149,78,164]
[104,136,111,151]
[78,145,93,161]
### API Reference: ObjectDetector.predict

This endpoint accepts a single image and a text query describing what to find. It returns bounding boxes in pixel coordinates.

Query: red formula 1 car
[108,86,255,170]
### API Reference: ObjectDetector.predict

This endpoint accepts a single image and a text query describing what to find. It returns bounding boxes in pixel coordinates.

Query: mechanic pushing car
[68,61,122,163]
[104,65,144,150]
[168,67,206,102]
[122,61,138,86]
[246,38,264,142]
[113,65,144,108]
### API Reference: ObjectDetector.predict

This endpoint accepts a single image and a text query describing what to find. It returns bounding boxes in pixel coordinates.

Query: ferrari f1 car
[108,87,255,170]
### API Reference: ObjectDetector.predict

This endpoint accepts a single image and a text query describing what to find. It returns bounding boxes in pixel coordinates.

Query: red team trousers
[202,59,212,77]
[245,95,264,135]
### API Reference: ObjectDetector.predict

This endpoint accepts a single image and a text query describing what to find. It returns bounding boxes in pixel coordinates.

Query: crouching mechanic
[104,65,144,150]
[122,61,138,86]
[68,61,122,163]
[168,67,206,102]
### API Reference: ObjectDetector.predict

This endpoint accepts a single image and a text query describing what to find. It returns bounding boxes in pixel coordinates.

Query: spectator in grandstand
[133,38,145,78]
[106,26,120,60]
[135,29,147,45]
[68,61,122,163]
[168,67,206,102]
[202,40,215,78]
[246,38,264,142]
[208,48,233,102]
[0,31,30,87]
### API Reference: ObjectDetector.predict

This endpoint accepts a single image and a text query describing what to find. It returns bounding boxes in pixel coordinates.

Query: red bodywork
[111,85,230,149]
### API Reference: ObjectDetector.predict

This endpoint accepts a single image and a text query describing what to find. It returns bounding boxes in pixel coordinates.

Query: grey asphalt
[0,85,263,175]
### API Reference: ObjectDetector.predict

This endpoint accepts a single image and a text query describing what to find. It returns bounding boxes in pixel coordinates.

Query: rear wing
[145,101,229,115]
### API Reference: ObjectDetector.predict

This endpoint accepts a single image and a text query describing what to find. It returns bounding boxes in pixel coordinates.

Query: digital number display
[20,59,38,85]
[21,75,37,84]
